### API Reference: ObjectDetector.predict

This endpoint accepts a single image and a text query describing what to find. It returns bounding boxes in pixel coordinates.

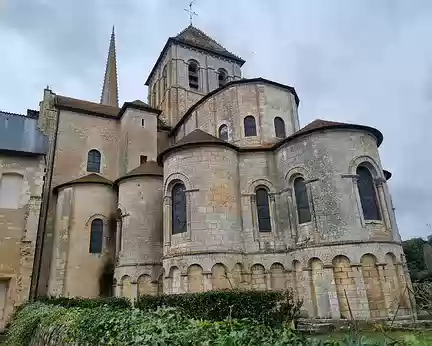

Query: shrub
[136,289,302,326]
[34,295,131,309]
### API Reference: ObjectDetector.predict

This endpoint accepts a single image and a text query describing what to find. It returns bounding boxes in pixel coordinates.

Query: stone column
[250,195,258,242]
[323,265,340,319]
[269,194,279,240]
[377,263,391,318]
[351,264,371,319]
[265,272,272,290]
[375,178,391,231]
[181,274,188,294]
[163,196,172,250]
[203,272,213,291]
[301,268,314,318]
[131,281,138,306]
[285,188,297,240]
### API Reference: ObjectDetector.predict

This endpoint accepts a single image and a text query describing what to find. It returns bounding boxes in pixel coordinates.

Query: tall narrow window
[357,166,381,220]
[162,65,168,93]
[218,68,228,87]
[90,218,103,254]
[274,117,286,138]
[172,183,187,234]
[188,60,199,90]
[140,155,147,165]
[294,177,311,224]
[87,150,101,173]
[244,116,257,137]
[0,173,23,209]
[256,187,271,232]
[218,124,228,141]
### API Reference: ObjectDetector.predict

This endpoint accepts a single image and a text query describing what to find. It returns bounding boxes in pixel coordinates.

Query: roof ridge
[0,110,26,117]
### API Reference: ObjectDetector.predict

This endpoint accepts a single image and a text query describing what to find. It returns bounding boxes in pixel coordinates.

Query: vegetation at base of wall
[34,295,131,309]
[136,289,302,326]
[5,302,411,346]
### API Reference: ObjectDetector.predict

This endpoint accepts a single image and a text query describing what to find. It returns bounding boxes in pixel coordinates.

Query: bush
[136,289,302,326]
[5,303,391,346]
[34,295,131,309]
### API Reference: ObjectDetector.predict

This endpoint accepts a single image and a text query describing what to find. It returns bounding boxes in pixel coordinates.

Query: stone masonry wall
[0,153,45,330]
[174,83,299,147]
[48,184,116,298]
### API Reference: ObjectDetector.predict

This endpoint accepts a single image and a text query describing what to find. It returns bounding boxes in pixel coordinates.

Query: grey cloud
[1,0,431,239]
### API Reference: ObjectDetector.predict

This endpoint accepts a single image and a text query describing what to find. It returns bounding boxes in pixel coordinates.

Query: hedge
[34,296,131,309]
[136,289,302,325]
[5,303,372,346]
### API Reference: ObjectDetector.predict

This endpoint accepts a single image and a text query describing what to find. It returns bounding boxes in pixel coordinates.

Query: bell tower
[145,25,245,127]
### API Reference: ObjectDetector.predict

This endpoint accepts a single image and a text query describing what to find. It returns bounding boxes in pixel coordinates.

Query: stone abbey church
[0,25,415,328]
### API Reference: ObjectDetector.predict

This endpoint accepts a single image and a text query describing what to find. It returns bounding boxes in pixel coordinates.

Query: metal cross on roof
[184,0,198,26]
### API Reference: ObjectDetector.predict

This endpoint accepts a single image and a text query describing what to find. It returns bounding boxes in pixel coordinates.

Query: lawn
[312,330,432,345]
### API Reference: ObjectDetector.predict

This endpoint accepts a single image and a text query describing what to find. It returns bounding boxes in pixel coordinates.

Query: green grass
[312,330,432,344]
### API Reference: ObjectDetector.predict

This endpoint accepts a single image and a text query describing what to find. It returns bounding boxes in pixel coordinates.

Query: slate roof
[54,174,113,192]
[55,95,164,121]
[274,119,384,148]
[145,25,245,85]
[115,161,163,184]
[174,25,244,63]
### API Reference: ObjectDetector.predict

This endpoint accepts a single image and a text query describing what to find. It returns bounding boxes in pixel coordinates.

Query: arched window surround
[348,156,388,227]
[356,165,382,221]
[274,117,286,138]
[87,149,101,173]
[246,180,277,240]
[89,218,104,254]
[163,173,196,245]
[218,68,228,88]
[218,123,229,141]
[293,177,312,225]
[244,115,257,137]
[255,186,272,232]
[188,60,199,90]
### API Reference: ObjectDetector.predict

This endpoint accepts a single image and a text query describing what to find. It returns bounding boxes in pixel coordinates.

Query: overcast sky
[1,0,431,240]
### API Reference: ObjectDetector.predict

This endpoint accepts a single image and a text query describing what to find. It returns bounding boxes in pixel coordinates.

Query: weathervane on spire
[184,0,198,26]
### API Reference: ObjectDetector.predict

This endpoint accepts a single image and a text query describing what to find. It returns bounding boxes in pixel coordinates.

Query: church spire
[100,26,119,107]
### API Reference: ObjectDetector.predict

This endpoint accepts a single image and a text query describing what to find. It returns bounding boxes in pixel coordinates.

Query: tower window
[89,218,103,254]
[172,183,187,234]
[357,166,381,221]
[244,116,257,137]
[87,149,101,173]
[141,119,145,127]
[218,124,228,141]
[140,155,148,165]
[274,117,286,138]
[188,60,199,90]
[256,187,271,232]
[294,177,311,224]
[218,68,228,88]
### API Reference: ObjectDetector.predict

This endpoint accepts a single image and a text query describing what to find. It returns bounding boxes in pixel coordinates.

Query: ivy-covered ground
[3,302,432,345]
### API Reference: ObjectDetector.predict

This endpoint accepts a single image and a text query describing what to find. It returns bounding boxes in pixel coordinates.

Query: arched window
[188,60,199,90]
[274,117,286,138]
[162,65,168,93]
[256,187,271,232]
[87,150,101,173]
[357,166,381,220]
[89,218,103,254]
[172,183,187,234]
[244,116,257,137]
[218,124,228,141]
[294,177,311,224]
[218,68,228,87]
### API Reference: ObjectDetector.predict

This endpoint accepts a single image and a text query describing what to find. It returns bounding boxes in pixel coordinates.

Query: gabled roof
[54,173,113,193]
[175,25,244,63]
[115,161,163,184]
[273,119,383,149]
[145,25,245,85]
[158,129,237,163]
[55,95,162,118]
